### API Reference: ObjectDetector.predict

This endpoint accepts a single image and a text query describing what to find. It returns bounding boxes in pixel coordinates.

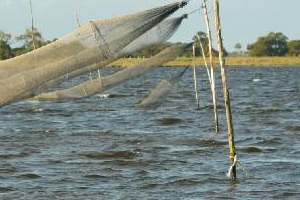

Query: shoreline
[109,57,300,67]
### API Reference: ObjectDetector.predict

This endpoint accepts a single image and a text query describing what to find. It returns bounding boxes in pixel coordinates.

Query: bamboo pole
[213,0,237,181]
[29,0,36,50]
[29,0,39,70]
[196,33,212,86]
[75,11,81,28]
[192,45,200,109]
[202,0,219,133]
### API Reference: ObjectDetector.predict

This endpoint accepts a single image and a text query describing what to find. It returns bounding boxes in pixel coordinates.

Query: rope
[226,155,237,178]
[186,6,213,17]
[188,8,201,15]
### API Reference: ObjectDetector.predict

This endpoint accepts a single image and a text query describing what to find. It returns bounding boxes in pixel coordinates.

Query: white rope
[226,155,237,178]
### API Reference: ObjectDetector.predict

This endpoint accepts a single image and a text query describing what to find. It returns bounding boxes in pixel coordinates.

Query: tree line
[246,32,300,57]
[0,28,53,60]
[0,28,299,61]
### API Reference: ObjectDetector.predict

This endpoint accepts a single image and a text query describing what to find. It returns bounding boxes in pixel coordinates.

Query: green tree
[234,43,242,54]
[192,31,209,57]
[0,31,12,60]
[0,31,12,43]
[248,32,288,57]
[192,31,228,57]
[287,40,300,56]
[14,27,45,55]
[0,40,12,60]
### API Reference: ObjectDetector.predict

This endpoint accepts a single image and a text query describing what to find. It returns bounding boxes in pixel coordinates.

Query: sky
[0,0,299,51]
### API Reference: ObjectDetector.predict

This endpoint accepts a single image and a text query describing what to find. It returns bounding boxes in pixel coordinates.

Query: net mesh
[22,16,187,99]
[137,67,189,110]
[0,1,186,108]
[29,44,189,102]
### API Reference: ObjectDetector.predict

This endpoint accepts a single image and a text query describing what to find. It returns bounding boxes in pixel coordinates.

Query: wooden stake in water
[213,0,237,181]
[202,0,219,133]
[192,45,200,109]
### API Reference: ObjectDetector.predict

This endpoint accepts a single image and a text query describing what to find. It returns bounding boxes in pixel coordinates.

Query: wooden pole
[192,45,200,109]
[196,33,212,85]
[202,0,219,133]
[29,0,39,70]
[213,0,237,181]
[75,10,81,28]
[29,0,36,51]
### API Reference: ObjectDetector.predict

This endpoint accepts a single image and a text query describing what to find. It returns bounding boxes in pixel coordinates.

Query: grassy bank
[109,56,300,67]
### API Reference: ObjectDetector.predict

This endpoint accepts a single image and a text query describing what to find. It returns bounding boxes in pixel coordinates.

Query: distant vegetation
[0,28,299,61]
[0,28,52,60]
[247,32,300,57]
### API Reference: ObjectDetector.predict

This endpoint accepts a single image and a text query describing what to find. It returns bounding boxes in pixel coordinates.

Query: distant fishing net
[22,15,188,99]
[28,44,189,102]
[137,67,189,110]
[0,1,187,108]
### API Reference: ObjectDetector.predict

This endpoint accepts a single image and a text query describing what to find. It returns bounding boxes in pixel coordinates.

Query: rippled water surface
[0,67,299,200]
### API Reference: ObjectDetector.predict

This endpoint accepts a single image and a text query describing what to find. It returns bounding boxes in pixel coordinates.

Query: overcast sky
[0,0,299,51]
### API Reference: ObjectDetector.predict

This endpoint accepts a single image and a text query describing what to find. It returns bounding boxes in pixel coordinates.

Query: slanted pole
[75,10,81,28]
[202,0,219,133]
[196,34,211,85]
[192,45,200,109]
[213,0,237,181]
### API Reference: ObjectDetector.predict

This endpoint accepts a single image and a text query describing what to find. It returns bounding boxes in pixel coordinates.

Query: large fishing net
[0,1,187,108]
[29,44,190,102]
[22,15,188,99]
[137,66,189,110]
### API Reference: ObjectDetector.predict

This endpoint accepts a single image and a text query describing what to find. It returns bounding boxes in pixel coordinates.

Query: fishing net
[23,15,188,98]
[137,66,189,110]
[0,1,187,108]
[29,44,190,102]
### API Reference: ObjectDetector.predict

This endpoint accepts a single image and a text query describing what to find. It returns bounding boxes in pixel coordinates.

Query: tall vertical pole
[202,0,219,133]
[192,45,200,109]
[29,0,36,51]
[213,0,236,181]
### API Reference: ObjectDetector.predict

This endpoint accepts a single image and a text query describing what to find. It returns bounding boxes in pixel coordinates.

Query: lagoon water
[0,67,299,200]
